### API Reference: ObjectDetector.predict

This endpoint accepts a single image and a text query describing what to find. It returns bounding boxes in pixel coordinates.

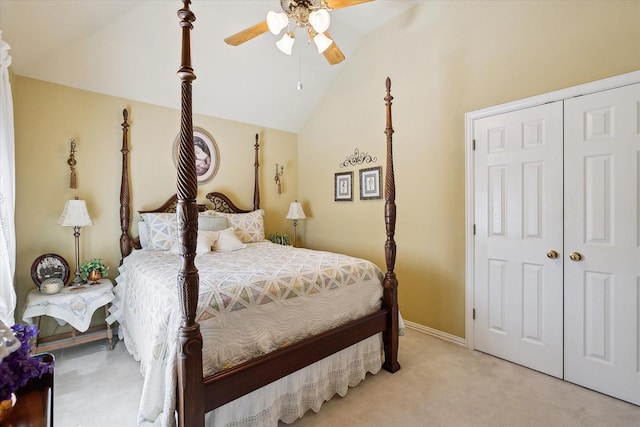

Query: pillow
[141,213,177,251]
[170,230,219,255]
[198,215,228,232]
[210,209,265,243]
[138,220,149,249]
[197,230,219,254]
[214,227,246,252]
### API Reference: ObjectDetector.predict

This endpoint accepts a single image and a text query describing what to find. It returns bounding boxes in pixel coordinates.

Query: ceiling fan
[224,0,374,65]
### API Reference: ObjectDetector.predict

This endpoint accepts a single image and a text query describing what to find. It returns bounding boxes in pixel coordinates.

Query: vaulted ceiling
[0,0,420,132]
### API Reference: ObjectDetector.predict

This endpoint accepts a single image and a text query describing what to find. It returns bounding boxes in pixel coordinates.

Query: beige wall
[13,76,297,334]
[298,0,640,338]
[11,0,640,340]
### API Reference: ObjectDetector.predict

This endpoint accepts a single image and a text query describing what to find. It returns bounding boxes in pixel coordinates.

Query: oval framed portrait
[31,253,70,287]
[173,127,220,185]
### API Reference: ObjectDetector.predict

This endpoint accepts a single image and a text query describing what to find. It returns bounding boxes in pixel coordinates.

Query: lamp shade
[309,9,330,33]
[267,11,289,35]
[58,199,93,227]
[286,201,306,220]
[313,32,333,54]
[276,32,295,55]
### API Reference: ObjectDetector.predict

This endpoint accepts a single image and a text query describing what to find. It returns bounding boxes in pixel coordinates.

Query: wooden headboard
[137,196,205,215]
[118,116,261,263]
[205,192,252,213]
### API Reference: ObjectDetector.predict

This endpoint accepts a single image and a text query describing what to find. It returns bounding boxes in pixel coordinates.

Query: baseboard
[404,320,466,347]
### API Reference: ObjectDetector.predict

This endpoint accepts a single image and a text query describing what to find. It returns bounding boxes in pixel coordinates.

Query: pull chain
[297,45,303,92]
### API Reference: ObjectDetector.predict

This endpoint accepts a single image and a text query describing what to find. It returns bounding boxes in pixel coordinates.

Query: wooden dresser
[2,353,54,427]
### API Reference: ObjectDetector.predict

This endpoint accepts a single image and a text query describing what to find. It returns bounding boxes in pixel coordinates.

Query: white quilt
[109,241,384,426]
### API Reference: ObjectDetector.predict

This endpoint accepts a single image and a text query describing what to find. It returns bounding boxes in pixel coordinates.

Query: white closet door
[474,102,564,378]
[564,83,640,405]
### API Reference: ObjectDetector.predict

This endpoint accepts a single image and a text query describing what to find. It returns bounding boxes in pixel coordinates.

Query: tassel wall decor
[67,139,77,189]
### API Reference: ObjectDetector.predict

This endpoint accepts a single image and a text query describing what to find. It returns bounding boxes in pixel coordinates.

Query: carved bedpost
[382,77,401,373]
[176,1,204,426]
[119,109,131,265]
[253,133,260,210]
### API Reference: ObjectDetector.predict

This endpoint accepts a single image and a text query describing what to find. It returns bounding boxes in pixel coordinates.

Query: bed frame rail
[204,310,387,410]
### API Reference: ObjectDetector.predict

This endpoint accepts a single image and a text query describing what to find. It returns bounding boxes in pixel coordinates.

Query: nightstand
[22,279,115,352]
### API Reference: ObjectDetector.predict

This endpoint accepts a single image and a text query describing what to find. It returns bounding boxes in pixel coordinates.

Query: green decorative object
[269,232,290,246]
[79,258,109,281]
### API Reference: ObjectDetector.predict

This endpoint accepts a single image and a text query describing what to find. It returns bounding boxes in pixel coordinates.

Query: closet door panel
[564,83,640,405]
[474,102,564,378]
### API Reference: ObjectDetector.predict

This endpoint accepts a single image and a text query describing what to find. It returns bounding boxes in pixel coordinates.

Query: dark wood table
[1,353,54,427]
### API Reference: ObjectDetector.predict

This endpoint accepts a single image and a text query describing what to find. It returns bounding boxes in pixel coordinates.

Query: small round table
[22,279,115,352]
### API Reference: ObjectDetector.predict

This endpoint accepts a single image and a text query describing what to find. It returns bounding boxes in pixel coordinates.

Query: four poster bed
[112,1,400,426]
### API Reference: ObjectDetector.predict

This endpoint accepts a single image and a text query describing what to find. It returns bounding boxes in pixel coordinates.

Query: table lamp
[58,198,92,284]
[286,201,306,247]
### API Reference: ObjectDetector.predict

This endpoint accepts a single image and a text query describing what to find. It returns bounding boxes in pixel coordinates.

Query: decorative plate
[30,253,70,287]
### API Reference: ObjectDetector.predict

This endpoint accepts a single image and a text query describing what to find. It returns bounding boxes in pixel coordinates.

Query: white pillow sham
[203,209,265,243]
[138,220,149,249]
[139,212,230,251]
[140,213,177,251]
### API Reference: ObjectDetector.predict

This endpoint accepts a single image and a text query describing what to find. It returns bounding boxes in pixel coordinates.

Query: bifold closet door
[473,102,564,378]
[563,83,640,405]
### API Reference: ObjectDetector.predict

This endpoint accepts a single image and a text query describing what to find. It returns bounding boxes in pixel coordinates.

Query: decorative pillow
[214,227,247,252]
[210,209,265,243]
[198,215,228,232]
[140,213,177,251]
[170,230,219,255]
[197,230,219,254]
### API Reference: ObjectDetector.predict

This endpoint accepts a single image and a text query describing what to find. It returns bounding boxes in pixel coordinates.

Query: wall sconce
[274,163,284,194]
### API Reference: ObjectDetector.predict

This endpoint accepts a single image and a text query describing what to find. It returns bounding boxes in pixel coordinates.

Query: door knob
[546,250,559,259]
[569,252,583,262]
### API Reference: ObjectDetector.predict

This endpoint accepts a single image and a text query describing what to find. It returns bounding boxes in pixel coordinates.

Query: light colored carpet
[52,329,640,427]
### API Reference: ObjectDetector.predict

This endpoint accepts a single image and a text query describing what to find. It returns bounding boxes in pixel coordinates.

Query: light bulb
[309,9,330,33]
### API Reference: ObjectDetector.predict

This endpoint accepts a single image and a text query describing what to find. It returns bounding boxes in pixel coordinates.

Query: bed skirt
[204,333,383,427]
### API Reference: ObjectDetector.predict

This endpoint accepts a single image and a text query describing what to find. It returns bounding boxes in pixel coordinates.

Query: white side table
[22,278,115,352]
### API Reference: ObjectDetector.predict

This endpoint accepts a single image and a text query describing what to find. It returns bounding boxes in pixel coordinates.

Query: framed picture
[359,166,382,200]
[334,171,353,201]
[30,253,70,287]
[173,126,220,185]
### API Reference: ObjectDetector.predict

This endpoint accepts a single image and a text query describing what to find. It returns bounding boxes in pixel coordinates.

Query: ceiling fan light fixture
[267,11,288,35]
[276,32,295,55]
[309,9,331,33]
[313,32,333,54]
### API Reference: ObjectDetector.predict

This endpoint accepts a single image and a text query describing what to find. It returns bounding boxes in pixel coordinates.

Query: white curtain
[0,31,16,326]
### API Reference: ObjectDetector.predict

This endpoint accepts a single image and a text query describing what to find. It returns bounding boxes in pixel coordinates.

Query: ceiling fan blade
[325,0,374,10]
[224,21,269,46]
[322,33,345,65]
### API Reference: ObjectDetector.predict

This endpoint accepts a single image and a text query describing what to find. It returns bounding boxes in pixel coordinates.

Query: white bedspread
[109,241,384,426]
